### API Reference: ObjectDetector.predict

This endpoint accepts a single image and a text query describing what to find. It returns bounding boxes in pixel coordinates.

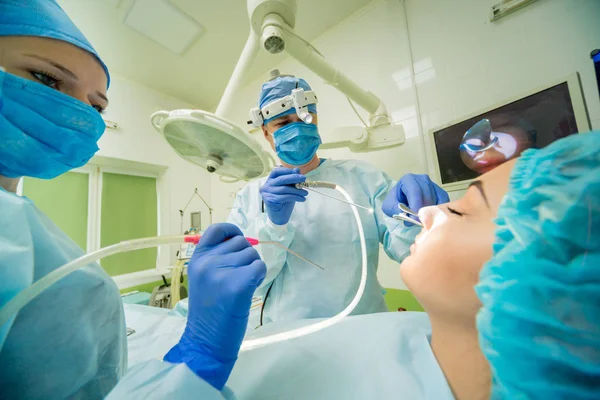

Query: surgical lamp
[151,0,405,182]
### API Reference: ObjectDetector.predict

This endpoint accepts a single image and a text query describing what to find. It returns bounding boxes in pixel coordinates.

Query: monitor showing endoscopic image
[429,73,591,190]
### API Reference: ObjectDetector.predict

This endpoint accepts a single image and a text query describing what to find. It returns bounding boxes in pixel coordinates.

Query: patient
[114,131,600,399]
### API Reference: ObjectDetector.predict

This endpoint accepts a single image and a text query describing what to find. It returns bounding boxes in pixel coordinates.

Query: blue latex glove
[260,167,308,225]
[382,173,449,226]
[163,223,266,390]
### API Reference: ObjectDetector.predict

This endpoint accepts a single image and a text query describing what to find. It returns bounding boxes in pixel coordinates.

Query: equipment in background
[171,188,213,309]
[151,0,405,183]
[428,73,591,191]
[179,188,213,233]
[190,212,201,230]
[149,273,188,310]
[490,0,540,22]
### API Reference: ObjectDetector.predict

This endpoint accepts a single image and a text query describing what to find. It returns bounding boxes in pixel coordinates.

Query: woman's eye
[31,71,60,89]
[447,207,464,217]
[92,104,105,114]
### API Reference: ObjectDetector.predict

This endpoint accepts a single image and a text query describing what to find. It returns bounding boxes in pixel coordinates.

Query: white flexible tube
[0,235,186,329]
[0,183,367,352]
[240,184,367,351]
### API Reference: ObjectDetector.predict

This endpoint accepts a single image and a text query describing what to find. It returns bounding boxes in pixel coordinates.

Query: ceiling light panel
[124,0,204,55]
[101,0,121,6]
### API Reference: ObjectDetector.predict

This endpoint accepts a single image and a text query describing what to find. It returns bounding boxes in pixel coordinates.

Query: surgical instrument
[398,203,418,217]
[392,213,423,227]
[296,181,374,213]
[183,235,324,271]
[393,203,423,227]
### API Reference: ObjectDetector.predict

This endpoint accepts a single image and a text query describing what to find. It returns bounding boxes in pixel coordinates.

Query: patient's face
[400,160,516,323]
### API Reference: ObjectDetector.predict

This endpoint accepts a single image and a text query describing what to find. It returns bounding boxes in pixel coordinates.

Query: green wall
[101,173,157,276]
[384,288,424,312]
[23,172,89,250]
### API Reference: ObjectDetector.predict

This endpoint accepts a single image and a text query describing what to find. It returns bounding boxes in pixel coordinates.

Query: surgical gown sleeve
[106,360,235,399]
[369,169,420,263]
[0,189,34,349]
[226,182,294,296]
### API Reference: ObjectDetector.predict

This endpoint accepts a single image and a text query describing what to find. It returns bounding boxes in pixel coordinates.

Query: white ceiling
[58,0,374,109]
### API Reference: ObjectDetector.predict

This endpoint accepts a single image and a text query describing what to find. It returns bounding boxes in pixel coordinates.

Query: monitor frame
[427,72,591,192]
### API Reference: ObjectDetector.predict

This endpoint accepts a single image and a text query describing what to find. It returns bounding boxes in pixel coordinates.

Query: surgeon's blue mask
[271,122,322,166]
[0,69,106,179]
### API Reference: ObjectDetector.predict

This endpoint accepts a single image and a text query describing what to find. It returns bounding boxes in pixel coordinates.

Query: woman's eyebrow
[23,54,78,80]
[468,180,490,208]
[96,91,108,104]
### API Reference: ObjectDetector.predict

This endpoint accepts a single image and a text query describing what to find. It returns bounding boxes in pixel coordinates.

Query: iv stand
[179,188,214,234]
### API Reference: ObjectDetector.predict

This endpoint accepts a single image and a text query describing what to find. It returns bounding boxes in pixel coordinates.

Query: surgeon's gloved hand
[382,173,449,226]
[164,223,266,391]
[260,167,308,225]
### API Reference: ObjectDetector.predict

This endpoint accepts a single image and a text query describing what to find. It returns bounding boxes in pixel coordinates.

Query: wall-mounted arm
[261,14,392,126]
[215,31,261,118]
[260,14,404,151]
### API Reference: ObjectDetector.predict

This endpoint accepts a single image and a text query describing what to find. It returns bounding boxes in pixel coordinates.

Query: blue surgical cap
[259,76,317,125]
[0,0,110,87]
[476,131,600,399]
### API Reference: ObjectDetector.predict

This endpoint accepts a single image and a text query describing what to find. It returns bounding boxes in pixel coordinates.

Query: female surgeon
[111,130,600,400]
[0,1,265,399]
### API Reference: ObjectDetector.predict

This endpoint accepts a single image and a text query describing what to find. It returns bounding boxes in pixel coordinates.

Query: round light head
[151,110,274,182]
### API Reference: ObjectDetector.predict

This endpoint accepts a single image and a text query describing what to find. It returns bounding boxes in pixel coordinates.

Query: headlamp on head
[248,87,318,127]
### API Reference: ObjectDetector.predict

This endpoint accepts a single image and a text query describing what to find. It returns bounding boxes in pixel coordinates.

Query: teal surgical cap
[476,131,600,399]
[0,0,110,87]
[259,76,317,124]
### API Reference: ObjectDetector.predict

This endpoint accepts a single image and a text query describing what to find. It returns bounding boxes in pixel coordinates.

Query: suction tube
[0,182,367,352]
[0,235,187,330]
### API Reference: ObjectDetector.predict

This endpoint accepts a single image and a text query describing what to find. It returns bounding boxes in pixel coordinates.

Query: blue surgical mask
[272,122,321,166]
[0,69,106,179]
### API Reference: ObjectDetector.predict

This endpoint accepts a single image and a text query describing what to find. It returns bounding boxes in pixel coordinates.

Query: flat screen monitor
[429,73,591,191]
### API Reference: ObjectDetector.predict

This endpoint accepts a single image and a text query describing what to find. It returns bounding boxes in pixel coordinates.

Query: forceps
[392,204,423,227]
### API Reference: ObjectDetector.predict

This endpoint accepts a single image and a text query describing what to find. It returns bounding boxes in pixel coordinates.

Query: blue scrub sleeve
[372,175,420,263]
[105,360,235,399]
[0,189,35,349]
[226,188,295,297]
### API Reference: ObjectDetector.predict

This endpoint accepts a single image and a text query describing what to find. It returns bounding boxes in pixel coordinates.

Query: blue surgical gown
[111,308,453,399]
[227,159,419,323]
[0,188,127,399]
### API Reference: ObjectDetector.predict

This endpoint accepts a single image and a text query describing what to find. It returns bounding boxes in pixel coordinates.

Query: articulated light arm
[215,0,404,154]
[215,31,261,118]
[260,13,404,152]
